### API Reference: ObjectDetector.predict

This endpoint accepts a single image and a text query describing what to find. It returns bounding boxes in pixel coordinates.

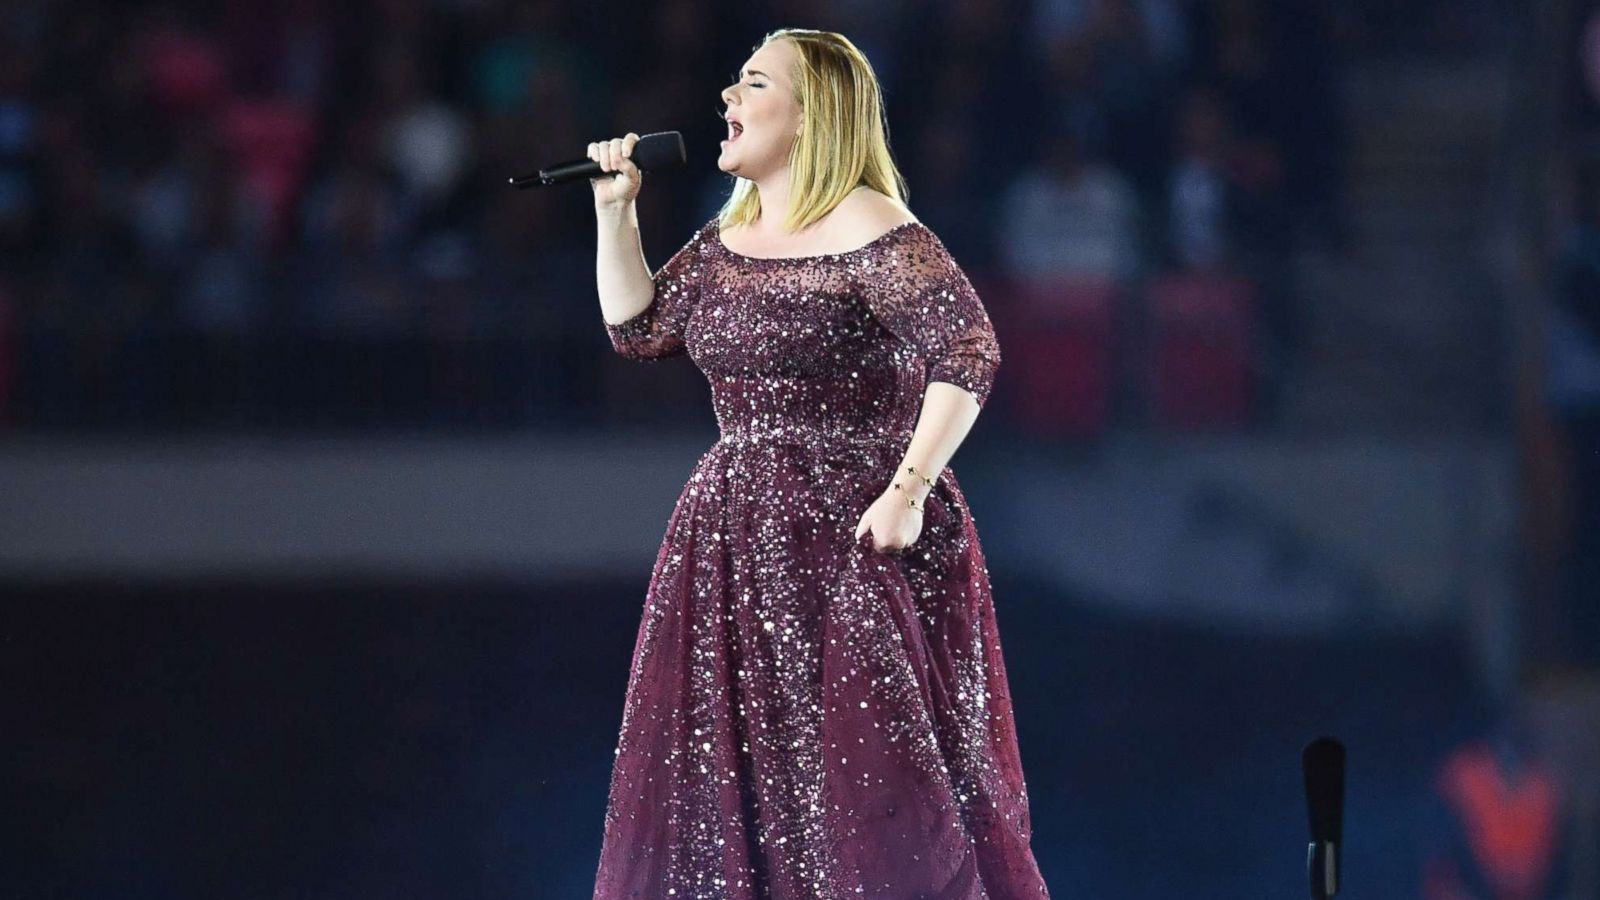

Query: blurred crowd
[0,0,1355,433]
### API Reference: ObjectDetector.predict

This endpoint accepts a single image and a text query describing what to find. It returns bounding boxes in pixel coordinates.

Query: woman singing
[588,27,1052,899]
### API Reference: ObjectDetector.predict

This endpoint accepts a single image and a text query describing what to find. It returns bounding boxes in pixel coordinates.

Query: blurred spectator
[1162,84,1297,423]
[1545,158,1600,669]
[175,143,271,426]
[1164,83,1292,270]
[1167,86,1233,270]
[0,34,44,270]
[997,125,1141,283]
[371,42,472,220]
[1089,0,1171,190]
[907,113,996,273]
[217,95,318,249]
[470,0,599,119]
[1191,0,1345,248]
[1227,129,1296,421]
[1037,33,1113,173]
[296,162,413,303]
[129,131,203,273]
[817,0,908,87]
[294,119,416,426]
[220,0,341,103]
[1422,696,1571,900]
[1032,0,1098,44]
[299,120,415,264]
[141,18,230,123]
[890,0,1027,177]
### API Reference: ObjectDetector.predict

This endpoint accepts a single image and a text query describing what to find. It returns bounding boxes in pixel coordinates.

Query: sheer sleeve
[864,225,1001,408]
[604,218,715,360]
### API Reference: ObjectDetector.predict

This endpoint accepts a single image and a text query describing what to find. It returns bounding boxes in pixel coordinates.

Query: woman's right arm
[590,133,703,360]
[596,201,653,327]
[592,134,653,327]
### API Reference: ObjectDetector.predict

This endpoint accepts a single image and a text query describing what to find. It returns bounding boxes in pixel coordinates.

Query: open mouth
[724,122,744,143]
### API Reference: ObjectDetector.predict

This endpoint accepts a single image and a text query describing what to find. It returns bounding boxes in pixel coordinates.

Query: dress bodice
[604,217,1000,448]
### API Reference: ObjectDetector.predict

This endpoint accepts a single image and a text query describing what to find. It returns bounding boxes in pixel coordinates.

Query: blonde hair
[717,29,910,233]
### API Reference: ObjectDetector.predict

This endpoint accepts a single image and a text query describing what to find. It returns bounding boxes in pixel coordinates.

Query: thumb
[854,518,868,541]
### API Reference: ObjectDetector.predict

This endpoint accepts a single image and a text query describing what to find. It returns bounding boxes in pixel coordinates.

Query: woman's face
[719,40,804,180]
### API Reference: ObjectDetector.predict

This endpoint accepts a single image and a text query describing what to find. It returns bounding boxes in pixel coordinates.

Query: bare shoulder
[832,187,918,244]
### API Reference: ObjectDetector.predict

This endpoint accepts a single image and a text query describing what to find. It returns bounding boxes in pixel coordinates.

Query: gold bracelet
[891,481,924,512]
[905,465,935,488]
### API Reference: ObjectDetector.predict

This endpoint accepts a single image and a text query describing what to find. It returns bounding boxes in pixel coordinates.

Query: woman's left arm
[854,228,998,552]
[853,382,984,551]
[894,380,982,502]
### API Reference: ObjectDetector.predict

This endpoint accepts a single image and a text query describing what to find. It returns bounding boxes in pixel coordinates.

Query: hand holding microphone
[507,131,686,207]
[588,133,644,209]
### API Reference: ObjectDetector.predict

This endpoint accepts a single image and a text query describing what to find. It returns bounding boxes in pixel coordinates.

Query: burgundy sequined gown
[593,216,1051,899]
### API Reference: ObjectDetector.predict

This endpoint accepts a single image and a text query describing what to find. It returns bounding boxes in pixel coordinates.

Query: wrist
[890,464,935,505]
[889,481,931,503]
[595,199,637,224]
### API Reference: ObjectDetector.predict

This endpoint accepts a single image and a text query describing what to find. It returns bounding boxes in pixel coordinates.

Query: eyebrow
[742,69,770,79]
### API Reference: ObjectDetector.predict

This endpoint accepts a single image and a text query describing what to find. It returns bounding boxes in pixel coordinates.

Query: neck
[750,169,794,233]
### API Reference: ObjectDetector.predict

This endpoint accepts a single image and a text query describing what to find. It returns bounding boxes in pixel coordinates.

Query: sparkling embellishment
[594,216,1047,897]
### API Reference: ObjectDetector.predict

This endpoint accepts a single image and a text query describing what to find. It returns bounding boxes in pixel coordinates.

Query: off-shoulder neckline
[711,220,924,263]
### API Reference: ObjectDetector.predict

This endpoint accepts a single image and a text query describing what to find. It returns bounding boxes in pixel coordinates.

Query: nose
[721,84,737,107]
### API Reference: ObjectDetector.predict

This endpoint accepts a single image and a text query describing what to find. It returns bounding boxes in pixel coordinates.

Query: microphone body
[1303,737,1346,900]
[509,131,686,188]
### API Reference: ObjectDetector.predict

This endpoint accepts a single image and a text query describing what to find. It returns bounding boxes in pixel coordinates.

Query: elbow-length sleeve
[864,224,1001,408]
[604,218,714,360]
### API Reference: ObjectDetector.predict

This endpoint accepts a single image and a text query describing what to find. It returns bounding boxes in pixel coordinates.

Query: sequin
[594,217,1049,898]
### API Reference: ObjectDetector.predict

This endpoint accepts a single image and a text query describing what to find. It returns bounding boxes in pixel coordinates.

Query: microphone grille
[632,131,687,172]
[1303,736,1345,844]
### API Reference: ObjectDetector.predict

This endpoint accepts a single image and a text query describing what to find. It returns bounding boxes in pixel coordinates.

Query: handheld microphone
[508,131,686,188]
[1303,736,1345,900]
